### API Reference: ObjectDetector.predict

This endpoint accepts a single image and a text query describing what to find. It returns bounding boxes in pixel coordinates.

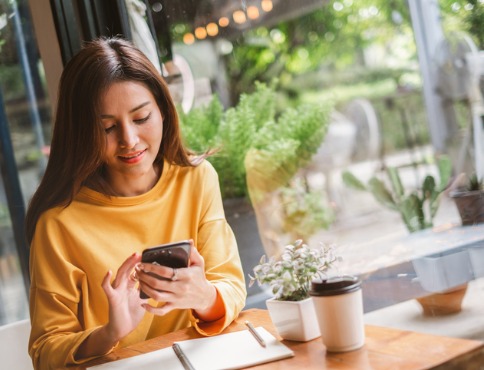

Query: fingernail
[137,264,144,271]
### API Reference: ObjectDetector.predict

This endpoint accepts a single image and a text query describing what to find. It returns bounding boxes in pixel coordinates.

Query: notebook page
[87,346,184,370]
[175,327,294,370]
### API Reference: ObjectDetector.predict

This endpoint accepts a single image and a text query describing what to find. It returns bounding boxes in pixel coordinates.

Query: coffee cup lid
[309,276,361,296]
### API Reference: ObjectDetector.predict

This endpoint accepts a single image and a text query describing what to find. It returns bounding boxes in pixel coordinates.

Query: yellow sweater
[28,160,247,370]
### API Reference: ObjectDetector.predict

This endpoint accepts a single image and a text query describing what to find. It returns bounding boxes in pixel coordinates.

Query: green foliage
[179,82,332,199]
[463,0,484,49]
[247,99,332,192]
[0,203,10,227]
[280,178,335,240]
[221,0,417,99]
[465,173,484,192]
[440,0,484,49]
[212,82,277,197]
[249,240,338,301]
[342,156,452,233]
[178,97,223,153]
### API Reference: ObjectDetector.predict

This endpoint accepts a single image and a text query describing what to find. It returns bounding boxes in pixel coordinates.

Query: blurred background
[0,0,483,332]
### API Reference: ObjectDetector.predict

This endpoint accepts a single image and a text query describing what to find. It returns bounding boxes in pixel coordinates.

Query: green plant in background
[249,239,338,301]
[179,82,332,199]
[342,156,452,233]
[178,96,223,153]
[0,202,10,228]
[279,177,335,241]
[464,173,484,192]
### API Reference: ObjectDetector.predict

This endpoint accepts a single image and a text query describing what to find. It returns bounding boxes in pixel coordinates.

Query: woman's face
[100,81,163,196]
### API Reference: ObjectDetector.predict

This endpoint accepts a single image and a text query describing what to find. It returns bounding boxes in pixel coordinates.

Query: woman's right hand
[76,252,146,360]
[101,252,146,342]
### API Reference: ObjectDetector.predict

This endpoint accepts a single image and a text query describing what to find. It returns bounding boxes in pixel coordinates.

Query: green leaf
[400,194,425,232]
[437,155,452,191]
[422,175,436,199]
[368,177,398,210]
[387,167,404,199]
[341,171,367,191]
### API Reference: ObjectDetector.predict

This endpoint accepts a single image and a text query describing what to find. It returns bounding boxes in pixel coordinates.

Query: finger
[189,242,204,268]
[137,262,175,281]
[138,283,177,302]
[101,270,114,299]
[142,302,175,316]
[113,252,141,288]
[137,274,177,297]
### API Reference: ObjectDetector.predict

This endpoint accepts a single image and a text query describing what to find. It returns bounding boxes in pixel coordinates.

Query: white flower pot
[265,297,321,342]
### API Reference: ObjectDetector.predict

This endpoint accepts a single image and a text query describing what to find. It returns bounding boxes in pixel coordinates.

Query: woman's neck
[86,162,163,197]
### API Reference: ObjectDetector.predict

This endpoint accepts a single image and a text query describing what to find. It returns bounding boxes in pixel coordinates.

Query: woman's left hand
[136,241,217,317]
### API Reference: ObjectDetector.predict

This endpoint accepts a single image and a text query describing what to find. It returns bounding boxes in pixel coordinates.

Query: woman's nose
[119,124,139,149]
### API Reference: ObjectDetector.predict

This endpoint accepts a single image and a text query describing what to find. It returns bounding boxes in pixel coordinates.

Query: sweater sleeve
[28,215,114,370]
[190,162,247,335]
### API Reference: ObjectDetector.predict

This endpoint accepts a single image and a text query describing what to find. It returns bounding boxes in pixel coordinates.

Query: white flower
[249,240,340,301]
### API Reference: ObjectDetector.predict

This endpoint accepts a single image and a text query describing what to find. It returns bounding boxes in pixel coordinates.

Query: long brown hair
[26,37,195,244]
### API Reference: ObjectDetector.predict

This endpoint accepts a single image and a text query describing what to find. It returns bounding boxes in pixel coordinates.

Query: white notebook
[88,327,294,370]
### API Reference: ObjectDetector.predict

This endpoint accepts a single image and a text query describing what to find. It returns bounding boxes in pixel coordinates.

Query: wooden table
[78,308,484,369]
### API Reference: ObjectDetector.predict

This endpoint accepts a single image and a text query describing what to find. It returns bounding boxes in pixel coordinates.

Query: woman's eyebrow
[101,101,151,118]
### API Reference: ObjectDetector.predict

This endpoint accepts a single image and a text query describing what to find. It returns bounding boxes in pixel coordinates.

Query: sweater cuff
[69,326,119,365]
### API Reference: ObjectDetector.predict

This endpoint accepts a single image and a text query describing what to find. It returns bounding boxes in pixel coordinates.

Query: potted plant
[279,177,335,242]
[449,173,484,226]
[448,173,484,279]
[342,156,472,315]
[248,239,339,341]
[179,82,333,262]
[179,82,332,200]
[341,156,452,233]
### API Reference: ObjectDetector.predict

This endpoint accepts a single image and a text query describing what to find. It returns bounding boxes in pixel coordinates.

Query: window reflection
[0,0,51,325]
[147,0,484,342]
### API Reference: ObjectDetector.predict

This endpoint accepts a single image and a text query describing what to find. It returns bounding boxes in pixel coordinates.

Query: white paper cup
[309,276,365,352]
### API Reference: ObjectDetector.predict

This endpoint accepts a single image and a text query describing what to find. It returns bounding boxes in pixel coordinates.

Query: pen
[245,320,266,348]
[173,343,196,370]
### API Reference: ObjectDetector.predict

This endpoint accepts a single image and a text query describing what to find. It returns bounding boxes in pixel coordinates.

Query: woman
[26,37,246,370]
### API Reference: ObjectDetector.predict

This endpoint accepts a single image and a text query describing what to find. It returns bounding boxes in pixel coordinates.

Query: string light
[219,16,230,27]
[206,22,219,36]
[183,0,274,44]
[233,10,247,24]
[247,6,260,19]
[261,0,273,12]
[194,27,207,39]
[183,33,195,45]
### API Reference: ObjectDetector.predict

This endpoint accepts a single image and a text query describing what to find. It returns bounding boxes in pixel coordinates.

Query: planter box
[265,297,320,342]
[412,249,473,293]
[450,189,484,226]
[468,243,484,278]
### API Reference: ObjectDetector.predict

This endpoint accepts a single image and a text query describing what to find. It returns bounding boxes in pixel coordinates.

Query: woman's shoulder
[173,158,218,178]
[35,204,72,231]
[167,159,219,191]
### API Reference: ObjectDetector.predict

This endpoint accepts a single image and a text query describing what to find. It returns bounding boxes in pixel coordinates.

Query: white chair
[0,318,33,370]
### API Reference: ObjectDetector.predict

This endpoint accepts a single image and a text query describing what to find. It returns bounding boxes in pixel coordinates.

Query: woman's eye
[134,113,151,124]
[104,125,116,133]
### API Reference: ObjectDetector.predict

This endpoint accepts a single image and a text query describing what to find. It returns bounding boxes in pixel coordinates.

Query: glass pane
[0,0,52,325]
[146,0,484,340]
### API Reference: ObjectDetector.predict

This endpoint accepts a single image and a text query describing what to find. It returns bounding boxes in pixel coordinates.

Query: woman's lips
[118,149,146,163]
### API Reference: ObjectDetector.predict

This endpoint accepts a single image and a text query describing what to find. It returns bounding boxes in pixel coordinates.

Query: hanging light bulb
[247,6,260,19]
[219,16,230,27]
[261,0,273,12]
[206,22,219,36]
[233,10,247,24]
[194,27,207,39]
[183,33,195,45]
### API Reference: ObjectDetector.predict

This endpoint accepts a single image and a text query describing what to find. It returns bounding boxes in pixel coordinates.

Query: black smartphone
[139,240,191,298]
